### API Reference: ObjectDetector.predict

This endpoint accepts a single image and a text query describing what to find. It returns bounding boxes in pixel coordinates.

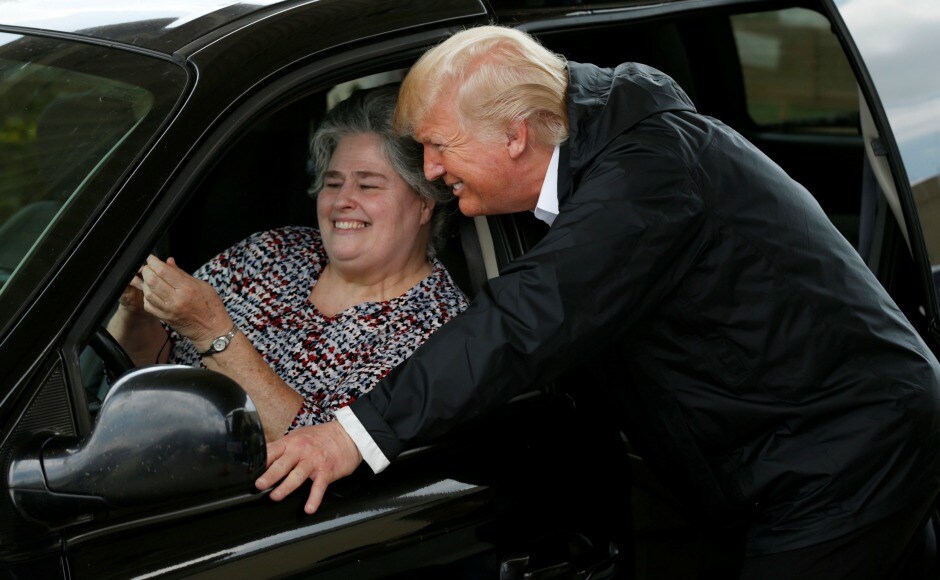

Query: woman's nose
[424,145,445,181]
[332,182,357,207]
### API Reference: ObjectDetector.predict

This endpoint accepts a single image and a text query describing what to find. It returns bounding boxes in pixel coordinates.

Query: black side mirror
[8,365,266,526]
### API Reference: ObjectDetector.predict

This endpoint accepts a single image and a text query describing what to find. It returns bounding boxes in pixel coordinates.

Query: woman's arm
[138,254,303,442]
[200,333,304,442]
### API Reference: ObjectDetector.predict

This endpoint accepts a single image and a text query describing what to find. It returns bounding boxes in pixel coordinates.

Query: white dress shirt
[337,145,562,473]
[533,146,560,226]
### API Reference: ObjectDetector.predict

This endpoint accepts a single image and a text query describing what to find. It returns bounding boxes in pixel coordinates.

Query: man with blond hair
[257,25,940,577]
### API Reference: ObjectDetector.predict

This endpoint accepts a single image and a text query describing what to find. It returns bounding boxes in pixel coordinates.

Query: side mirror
[8,365,266,525]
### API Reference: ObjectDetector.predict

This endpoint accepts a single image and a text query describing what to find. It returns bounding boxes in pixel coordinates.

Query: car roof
[0,0,488,56]
[0,0,300,54]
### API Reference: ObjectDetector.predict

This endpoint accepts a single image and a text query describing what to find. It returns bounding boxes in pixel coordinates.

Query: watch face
[212,337,227,351]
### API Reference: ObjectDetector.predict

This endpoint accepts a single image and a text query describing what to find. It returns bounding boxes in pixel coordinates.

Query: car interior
[59,2,929,577]
[166,71,499,300]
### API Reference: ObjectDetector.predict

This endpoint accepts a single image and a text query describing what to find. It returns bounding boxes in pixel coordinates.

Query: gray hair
[309,84,454,257]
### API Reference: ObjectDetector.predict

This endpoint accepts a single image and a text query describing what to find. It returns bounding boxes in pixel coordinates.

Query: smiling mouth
[451,181,464,194]
[334,221,369,230]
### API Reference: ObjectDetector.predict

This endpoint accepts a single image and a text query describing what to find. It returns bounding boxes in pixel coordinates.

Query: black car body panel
[1,0,488,55]
[0,0,937,577]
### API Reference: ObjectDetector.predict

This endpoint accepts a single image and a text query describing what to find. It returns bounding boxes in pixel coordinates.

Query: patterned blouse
[169,226,468,433]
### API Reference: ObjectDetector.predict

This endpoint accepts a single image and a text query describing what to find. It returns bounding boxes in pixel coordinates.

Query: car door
[827,0,940,352]
[483,0,940,576]
[1,2,633,578]
[490,0,938,347]
[0,30,192,579]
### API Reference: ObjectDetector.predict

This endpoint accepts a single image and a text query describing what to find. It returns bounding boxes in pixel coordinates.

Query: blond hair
[394,26,568,147]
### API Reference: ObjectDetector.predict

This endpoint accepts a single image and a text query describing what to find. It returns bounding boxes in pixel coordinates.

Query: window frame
[729,7,861,135]
[0,31,190,339]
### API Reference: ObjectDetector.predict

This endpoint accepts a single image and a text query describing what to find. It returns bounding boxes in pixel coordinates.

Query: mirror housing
[8,365,266,525]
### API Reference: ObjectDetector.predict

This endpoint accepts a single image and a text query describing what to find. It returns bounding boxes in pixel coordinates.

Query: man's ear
[506,118,529,160]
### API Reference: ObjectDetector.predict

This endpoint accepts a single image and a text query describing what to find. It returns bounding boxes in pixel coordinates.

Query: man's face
[414,94,538,217]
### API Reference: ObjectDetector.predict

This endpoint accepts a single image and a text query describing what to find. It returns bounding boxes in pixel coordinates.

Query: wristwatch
[198,324,239,357]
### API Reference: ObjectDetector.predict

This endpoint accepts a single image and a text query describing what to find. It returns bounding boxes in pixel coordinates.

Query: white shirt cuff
[334,406,390,473]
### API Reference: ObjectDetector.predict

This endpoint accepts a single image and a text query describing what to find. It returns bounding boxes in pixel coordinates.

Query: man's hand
[256,421,363,514]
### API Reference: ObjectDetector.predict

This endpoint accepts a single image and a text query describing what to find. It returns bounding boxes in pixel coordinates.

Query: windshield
[0,31,186,327]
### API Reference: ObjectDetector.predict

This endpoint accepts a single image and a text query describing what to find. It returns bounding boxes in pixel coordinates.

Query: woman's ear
[419,199,435,225]
[506,118,529,160]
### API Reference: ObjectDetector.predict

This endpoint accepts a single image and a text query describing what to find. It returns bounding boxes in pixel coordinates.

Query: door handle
[499,536,620,579]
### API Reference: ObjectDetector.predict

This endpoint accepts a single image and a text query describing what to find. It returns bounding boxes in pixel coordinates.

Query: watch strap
[198,324,238,357]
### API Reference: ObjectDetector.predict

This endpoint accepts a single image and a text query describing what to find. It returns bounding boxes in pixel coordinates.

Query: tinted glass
[731,8,859,134]
[0,53,150,283]
[0,32,186,331]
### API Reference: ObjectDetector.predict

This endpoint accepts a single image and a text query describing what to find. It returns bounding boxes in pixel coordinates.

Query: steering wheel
[89,325,135,382]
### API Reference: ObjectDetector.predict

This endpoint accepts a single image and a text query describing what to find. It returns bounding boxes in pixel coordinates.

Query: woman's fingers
[115,262,160,318]
[139,258,176,306]
[138,255,224,333]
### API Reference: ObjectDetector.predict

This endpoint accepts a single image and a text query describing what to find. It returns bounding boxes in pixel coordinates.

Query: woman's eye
[324,182,342,189]
[359,183,378,190]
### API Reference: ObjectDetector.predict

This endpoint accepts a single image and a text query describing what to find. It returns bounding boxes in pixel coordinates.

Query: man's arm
[255,140,705,509]
[350,146,706,461]
[334,406,390,472]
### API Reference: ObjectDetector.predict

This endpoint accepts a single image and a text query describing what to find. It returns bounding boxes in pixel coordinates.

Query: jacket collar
[557,61,697,208]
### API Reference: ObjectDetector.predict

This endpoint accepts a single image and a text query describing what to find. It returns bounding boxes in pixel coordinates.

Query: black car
[1,0,938,577]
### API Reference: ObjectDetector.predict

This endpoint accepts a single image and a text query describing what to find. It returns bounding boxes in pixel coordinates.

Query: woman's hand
[116,268,149,319]
[139,255,233,350]
[107,266,171,367]
[140,255,305,439]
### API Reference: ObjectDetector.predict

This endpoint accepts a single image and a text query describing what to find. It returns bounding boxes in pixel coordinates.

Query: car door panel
[60,391,628,578]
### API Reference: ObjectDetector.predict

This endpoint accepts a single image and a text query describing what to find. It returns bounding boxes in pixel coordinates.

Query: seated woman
[107,85,468,441]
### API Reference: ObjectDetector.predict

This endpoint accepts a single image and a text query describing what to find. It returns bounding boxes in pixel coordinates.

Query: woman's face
[317,133,433,280]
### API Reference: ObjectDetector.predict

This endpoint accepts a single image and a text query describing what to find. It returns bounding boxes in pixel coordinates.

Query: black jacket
[350,61,940,554]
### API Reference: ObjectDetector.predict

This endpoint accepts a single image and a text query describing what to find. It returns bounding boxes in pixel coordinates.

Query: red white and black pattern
[168,226,468,433]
